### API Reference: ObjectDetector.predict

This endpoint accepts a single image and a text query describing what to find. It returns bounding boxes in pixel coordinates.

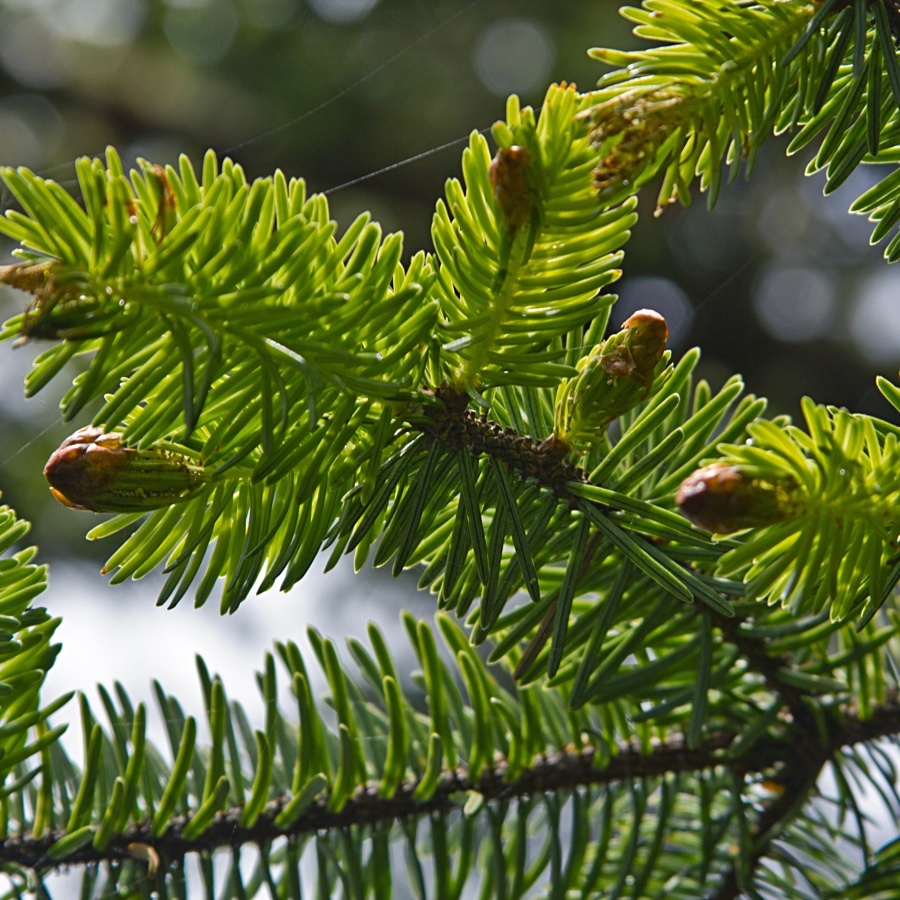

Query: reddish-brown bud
[44,426,208,513]
[676,463,801,534]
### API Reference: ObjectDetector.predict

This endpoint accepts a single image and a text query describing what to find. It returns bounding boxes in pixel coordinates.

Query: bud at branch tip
[44,426,210,514]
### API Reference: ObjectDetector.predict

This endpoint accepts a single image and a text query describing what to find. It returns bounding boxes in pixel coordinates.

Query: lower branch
[2,701,899,874]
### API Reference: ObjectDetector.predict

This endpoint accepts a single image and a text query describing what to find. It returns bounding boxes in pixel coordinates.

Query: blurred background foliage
[0,0,899,562]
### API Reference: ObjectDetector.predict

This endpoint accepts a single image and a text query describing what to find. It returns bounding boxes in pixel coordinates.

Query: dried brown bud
[146,164,177,242]
[588,86,690,204]
[1,263,132,343]
[44,426,209,513]
[489,145,535,233]
[676,463,802,534]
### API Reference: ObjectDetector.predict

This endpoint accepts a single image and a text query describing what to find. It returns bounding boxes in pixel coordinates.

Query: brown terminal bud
[44,426,209,513]
[676,463,802,534]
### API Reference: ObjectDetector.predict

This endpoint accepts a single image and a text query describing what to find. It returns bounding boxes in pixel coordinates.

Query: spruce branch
[586,0,820,209]
[433,84,637,391]
[2,702,897,876]
[677,394,900,625]
[588,1,900,260]
[2,2,900,894]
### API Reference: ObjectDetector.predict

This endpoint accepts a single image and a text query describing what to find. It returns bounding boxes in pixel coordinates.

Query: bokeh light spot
[473,18,555,97]
[46,0,146,47]
[753,264,836,343]
[0,95,64,168]
[0,15,68,89]
[237,0,294,28]
[164,0,238,65]
[850,270,900,365]
[755,186,814,260]
[308,0,379,24]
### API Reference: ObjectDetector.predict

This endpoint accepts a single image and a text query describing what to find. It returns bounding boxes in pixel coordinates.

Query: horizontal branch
[4,700,899,874]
